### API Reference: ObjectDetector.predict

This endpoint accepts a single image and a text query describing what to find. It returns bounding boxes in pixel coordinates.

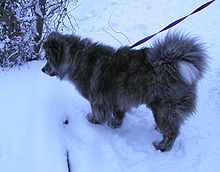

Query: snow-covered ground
[1,0,220,171]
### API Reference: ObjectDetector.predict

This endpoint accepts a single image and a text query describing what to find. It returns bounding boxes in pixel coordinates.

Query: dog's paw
[153,136,176,152]
[154,125,161,133]
[86,113,101,124]
[107,118,123,129]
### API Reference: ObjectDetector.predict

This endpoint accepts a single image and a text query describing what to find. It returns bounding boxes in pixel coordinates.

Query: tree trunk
[0,0,21,39]
[34,0,46,59]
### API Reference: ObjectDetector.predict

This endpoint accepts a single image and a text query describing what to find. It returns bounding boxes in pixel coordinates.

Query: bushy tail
[149,32,208,84]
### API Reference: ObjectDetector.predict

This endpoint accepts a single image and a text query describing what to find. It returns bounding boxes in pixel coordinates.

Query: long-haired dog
[42,32,207,151]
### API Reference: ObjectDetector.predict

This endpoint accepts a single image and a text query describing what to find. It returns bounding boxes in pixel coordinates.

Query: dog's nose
[41,67,46,73]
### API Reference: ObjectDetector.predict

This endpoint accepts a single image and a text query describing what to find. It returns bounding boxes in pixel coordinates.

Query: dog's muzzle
[41,63,56,76]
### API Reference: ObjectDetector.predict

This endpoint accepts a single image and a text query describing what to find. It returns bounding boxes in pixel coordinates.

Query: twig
[66,14,78,32]
[66,150,72,172]
[102,27,122,46]
[67,1,83,13]
[70,15,80,30]
[108,14,131,44]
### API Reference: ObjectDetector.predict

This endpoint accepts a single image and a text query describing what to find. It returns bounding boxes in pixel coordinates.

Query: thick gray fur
[42,32,207,151]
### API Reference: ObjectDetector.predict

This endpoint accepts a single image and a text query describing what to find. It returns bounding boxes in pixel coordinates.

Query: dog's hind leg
[150,101,184,152]
[107,108,125,129]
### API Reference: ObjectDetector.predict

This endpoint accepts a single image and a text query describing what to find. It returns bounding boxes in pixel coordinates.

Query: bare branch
[67,1,83,13]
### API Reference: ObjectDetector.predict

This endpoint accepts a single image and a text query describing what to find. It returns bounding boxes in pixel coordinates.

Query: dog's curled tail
[149,32,208,84]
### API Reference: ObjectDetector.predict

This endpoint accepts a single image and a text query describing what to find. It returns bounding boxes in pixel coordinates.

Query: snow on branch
[0,0,78,67]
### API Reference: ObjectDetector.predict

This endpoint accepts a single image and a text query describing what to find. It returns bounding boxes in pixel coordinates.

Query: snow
[34,1,43,18]
[1,0,220,171]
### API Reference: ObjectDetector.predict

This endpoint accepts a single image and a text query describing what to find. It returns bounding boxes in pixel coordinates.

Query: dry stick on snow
[102,27,123,46]
[66,150,72,172]
[108,14,131,44]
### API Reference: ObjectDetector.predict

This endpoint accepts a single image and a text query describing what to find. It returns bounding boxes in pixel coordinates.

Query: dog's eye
[47,51,51,55]
[45,49,52,56]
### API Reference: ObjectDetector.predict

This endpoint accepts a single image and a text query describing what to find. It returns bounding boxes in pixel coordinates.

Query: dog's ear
[43,33,63,66]
[43,38,60,51]
[43,32,61,51]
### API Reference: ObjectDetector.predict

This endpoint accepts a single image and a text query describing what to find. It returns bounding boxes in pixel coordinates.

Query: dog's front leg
[86,102,108,125]
[86,112,101,124]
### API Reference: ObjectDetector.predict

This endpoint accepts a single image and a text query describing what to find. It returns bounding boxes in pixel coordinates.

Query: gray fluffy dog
[42,32,207,151]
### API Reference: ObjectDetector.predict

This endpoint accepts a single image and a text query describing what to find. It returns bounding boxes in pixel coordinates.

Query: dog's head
[41,32,65,78]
